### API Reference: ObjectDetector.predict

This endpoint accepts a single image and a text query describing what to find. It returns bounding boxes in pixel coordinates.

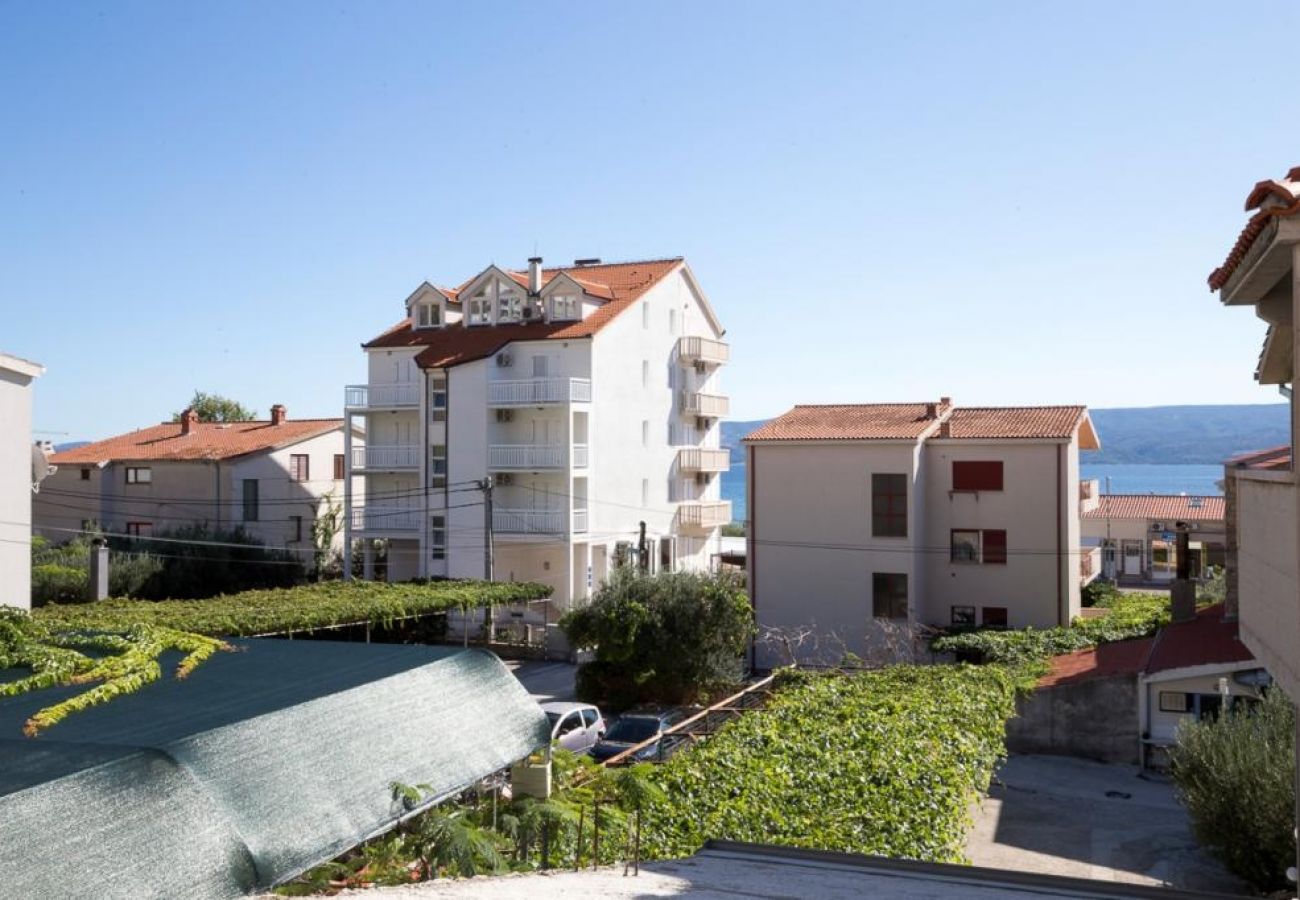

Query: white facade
[344,258,729,624]
[0,353,44,611]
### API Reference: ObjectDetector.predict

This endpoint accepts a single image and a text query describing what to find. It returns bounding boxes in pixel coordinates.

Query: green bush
[31,564,88,605]
[1081,578,1120,607]
[1170,690,1296,891]
[561,569,753,709]
[114,524,306,599]
[639,665,1018,862]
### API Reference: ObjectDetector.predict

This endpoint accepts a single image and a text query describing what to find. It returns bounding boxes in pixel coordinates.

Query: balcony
[678,447,731,474]
[344,383,419,410]
[488,378,592,407]
[494,508,565,537]
[1234,469,1300,696]
[351,505,420,532]
[677,500,732,532]
[1079,478,1100,514]
[678,335,730,366]
[681,391,729,418]
[1079,545,1101,584]
[351,444,420,471]
[488,444,589,471]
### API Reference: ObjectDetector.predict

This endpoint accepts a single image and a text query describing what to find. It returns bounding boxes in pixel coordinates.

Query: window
[982,529,1007,564]
[532,355,549,378]
[659,536,674,572]
[80,468,90,481]
[468,290,491,325]
[1159,691,1189,713]
[419,302,442,328]
[951,529,980,563]
[951,605,976,626]
[290,515,303,542]
[125,467,152,485]
[430,445,447,488]
[642,360,650,388]
[580,708,600,728]
[334,454,345,480]
[871,473,907,538]
[982,606,1008,628]
[550,294,579,321]
[290,454,309,482]
[125,522,152,537]
[242,479,259,522]
[430,515,446,560]
[497,288,522,322]
[642,420,649,447]
[953,460,1004,491]
[872,572,908,619]
[430,381,448,422]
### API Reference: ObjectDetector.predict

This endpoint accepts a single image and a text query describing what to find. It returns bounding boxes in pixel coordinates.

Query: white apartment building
[343,256,730,617]
[745,401,1100,668]
[0,352,44,611]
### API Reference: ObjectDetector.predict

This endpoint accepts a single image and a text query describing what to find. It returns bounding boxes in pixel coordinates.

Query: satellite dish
[31,443,56,493]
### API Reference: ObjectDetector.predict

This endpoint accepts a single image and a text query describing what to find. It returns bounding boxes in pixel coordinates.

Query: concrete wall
[0,356,41,610]
[1006,675,1139,765]
[1233,470,1300,699]
[1142,666,1266,745]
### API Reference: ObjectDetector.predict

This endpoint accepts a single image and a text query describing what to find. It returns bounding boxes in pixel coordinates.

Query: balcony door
[530,417,559,448]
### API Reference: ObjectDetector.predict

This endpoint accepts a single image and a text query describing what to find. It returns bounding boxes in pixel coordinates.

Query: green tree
[172,390,256,423]
[311,493,343,579]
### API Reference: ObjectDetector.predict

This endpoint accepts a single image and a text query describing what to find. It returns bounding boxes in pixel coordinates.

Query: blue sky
[2,1,1296,439]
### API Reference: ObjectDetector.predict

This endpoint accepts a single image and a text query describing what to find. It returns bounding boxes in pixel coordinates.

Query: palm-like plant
[611,764,666,874]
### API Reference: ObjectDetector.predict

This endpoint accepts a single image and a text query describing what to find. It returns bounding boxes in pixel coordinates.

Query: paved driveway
[966,754,1245,894]
[505,659,577,703]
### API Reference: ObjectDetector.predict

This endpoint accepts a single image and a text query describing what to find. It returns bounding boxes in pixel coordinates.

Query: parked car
[541,702,606,754]
[590,708,685,763]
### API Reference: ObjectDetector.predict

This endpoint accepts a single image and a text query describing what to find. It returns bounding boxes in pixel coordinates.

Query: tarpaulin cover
[0,640,550,899]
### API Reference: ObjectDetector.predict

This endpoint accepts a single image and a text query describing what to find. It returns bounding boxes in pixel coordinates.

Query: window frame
[430,514,447,560]
[80,468,91,481]
[871,473,908,538]
[290,454,310,482]
[871,572,908,620]
[952,460,1004,492]
[415,301,441,329]
[951,605,976,626]
[333,454,345,480]
[125,467,152,485]
[242,479,259,522]
[125,521,153,537]
[289,515,303,542]
[950,529,981,563]
[981,606,1009,629]
[982,529,1008,565]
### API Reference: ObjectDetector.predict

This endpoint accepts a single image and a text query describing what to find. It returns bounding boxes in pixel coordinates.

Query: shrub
[720,522,746,538]
[31,564,88,605]
[1170,690,1296,891]
[561,569,753,709]
[1081,578,1120,607]
[114,524,305,599]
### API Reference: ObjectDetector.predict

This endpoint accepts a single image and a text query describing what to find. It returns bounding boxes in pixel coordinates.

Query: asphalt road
[505,659,577,703]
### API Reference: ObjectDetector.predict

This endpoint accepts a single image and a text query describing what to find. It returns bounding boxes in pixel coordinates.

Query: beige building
[34,405,357,560]
[1081,494,1226,584]
[745,401,1100,668]
[0,352,45,611]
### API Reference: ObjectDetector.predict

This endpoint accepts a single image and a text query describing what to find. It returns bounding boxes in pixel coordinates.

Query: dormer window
[415,302,441,329]
[468,290,491,325]
[550,294,580,321]
[497,288,523,323]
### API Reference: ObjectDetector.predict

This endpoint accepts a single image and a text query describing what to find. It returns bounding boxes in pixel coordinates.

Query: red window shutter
[953,461,1004,491]
[983,529,1007,564]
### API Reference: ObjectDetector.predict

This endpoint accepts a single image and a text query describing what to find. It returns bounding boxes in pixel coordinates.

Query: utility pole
[638,520,648,574]
[480,476,495,644]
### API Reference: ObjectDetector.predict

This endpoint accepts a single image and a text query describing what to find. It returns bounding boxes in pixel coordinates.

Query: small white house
[745,401,1100,668]
[1081,494,1226,583]
[0,352,45,611]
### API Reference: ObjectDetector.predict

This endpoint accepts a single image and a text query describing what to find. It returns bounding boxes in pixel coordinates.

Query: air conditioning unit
[496,353,513,367]
[522,305,539,321]
[495,409,514,423]
[693,360,707,374]
[695,472,710,485]
[696,417,709,431]
[1151,522,1164,532]
[497,473,514,486]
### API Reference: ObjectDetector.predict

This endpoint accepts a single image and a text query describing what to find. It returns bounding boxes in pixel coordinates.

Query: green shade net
[0,640,550,899]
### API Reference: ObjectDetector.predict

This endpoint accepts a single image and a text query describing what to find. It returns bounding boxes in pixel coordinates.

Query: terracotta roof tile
[1209,168,1300,290]
[1081,494,1225,522]
[1144,604,1254,675]
[940,406,1089,440]
[1037,637,1154,688]
[1226,444,1291,470]
[364,258,682,368]
[744,403,945,442]
[51,419,344,464]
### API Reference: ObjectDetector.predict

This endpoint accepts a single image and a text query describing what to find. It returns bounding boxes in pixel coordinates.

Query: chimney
[1170,524,1197,622]
[939,419,951,438]
[924,402,938,419]
[527,257,543,294]
[180,408,198,435]
[939,396,952,409]
[270,404,287,426]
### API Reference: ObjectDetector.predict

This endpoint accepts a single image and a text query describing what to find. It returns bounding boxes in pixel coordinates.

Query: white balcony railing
[488,378,592,406]
[351,444,420,470]
[678,335,730,365]
[573,508,589,533]
[573,444,589,468]
[488,443,589,470]
[351,505,420,531]
[494,508,565,535]
[678,447,731,473]
[681,391,730,418]
[677,500,732,531]
[344,383,420,409]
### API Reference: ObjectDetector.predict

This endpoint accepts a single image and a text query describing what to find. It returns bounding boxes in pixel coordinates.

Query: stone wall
[1005,675,1139,765]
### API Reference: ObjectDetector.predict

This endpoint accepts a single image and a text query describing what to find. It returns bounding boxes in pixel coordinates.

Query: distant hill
[721,405,1290,466]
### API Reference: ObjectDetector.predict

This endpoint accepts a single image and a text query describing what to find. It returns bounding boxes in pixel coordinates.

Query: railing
[494,508,565,535]
[679,447,731,473]
[344,383,420,409]
[681,391,730,418]
[351,444,420,470]
[1080,545,1101,584]
[489,444,565,469]
[677,500,732,530]
[488,378,592,406]
[573,508,589,533]
[351,505,420,531]
[1078,478,1101,513]
[678,336,730,365]
[573,444,589,468]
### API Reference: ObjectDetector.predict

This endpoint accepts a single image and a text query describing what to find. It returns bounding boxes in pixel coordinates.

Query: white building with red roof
[34,405,356,559]
[1081,494,1226,583]
[744,401,1100,668]
[343,256,729,627]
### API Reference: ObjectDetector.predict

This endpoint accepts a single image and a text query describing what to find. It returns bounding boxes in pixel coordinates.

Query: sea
[719,462,1224,524]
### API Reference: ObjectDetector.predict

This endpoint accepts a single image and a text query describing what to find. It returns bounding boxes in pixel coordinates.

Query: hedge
[639,665,1019,862]
[29,580,552,637]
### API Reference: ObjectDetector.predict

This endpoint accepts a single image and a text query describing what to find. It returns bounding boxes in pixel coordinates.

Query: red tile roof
[1208,167,1300,290]
[744,403,947,441]
[1037,637,1155,688]
[1081,494,1225,522]
[51,418,344,464]
[1144,604,1254,675]
[1226,444,1291,471]
[364,259,682,369]
[940,406,1091,441]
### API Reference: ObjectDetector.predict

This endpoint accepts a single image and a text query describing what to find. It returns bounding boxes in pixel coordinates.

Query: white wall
[1235,471,1300,698]
[0,357,41,610]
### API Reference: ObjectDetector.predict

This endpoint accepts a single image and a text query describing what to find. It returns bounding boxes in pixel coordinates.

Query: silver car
[541,701,606,754]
